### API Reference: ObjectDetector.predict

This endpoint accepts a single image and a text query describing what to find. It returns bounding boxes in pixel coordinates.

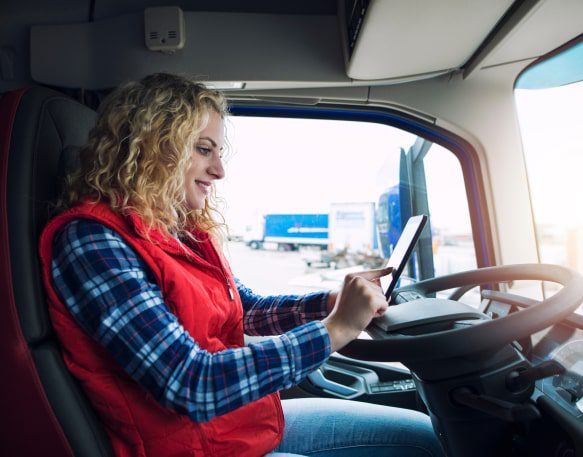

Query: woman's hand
[322,267,392,353]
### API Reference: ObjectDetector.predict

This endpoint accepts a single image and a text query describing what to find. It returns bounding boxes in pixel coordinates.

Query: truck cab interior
[2,1,583,456]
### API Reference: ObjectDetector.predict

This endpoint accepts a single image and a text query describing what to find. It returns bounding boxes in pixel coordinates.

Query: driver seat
[0,86,114,456]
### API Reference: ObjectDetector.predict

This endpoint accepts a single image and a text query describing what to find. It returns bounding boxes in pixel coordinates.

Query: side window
[218,115,477,301]
[424,143,477,275]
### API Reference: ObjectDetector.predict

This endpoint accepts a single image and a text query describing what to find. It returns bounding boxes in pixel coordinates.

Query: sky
[215,116,473,237]
[212,80,583,240]
[216,117,410,235]
[515,81,583,228]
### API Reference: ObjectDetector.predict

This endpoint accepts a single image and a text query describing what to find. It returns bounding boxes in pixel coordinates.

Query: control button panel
[394,291,424,304]
[369,379,416,393]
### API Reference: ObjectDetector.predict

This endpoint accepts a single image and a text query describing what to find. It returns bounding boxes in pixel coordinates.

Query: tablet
[379,214,428,301]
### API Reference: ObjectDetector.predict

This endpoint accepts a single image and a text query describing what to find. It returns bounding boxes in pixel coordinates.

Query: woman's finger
[351,266,393,282]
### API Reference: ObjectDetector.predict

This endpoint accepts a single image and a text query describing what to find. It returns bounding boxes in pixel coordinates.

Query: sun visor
[341,0,513,80]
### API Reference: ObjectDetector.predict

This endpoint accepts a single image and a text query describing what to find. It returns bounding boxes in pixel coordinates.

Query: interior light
[205,81,245,90]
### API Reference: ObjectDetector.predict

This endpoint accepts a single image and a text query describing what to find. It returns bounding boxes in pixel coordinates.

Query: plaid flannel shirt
[51,219,331,423]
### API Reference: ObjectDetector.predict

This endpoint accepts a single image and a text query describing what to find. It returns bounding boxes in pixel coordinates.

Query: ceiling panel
[481,0,583,69]
[347,0,513,80]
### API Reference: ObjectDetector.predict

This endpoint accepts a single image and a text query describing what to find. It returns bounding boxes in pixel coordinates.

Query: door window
[217,114,477,304]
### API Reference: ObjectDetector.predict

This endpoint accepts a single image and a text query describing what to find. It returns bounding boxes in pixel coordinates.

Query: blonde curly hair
[58,73,229,241]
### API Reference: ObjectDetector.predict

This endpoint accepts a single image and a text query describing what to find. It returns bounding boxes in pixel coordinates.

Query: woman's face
[184,110,226,210]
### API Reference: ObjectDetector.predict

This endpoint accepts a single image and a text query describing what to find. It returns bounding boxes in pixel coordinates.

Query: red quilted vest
[39,201,284,456]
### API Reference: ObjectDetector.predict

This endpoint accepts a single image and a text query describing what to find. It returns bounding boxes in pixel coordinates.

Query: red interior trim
[0,88,75,456]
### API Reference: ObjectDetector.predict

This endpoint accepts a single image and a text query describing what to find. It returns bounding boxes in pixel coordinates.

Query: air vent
[144,7,185,53]
[345,0,369,57]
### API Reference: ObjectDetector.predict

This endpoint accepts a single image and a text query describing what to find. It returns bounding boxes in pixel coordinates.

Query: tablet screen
[379,214,428,301]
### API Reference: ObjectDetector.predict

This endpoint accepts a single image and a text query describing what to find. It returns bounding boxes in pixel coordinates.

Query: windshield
[515,40,583,315]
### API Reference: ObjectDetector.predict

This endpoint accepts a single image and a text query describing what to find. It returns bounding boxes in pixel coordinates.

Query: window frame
[229,102,495,270]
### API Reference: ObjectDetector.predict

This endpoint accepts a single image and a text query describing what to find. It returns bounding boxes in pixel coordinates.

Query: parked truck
[376,185,401,258]
[244,213,329,251]
[302,201,381,269]
[245,202,384,265]
[328,202,378,254]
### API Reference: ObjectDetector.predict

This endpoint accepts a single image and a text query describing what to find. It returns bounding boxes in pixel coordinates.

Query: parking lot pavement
[225,241,481,306]
[225,241,342,295]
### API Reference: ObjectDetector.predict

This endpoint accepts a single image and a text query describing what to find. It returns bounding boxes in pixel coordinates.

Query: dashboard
[479,294,583,454]
[482,293,583,420]
[363,268,583,456]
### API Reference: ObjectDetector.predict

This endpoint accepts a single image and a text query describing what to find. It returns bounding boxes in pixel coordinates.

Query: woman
[39,73,443,457]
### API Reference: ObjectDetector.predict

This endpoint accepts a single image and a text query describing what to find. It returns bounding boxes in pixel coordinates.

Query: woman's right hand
[322,267,393,352]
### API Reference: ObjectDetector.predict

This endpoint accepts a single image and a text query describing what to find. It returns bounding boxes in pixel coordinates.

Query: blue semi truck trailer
[243,195,403,256]
[244,202,381,253]
[245,213,329,251]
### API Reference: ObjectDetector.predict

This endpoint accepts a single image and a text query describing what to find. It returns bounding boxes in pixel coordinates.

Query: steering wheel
[339,263,583,363]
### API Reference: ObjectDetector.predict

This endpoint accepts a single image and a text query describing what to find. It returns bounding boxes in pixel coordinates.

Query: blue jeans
[266,398,444,457]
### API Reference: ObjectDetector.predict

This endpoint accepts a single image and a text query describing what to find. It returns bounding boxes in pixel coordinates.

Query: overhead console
[338,0,513,80]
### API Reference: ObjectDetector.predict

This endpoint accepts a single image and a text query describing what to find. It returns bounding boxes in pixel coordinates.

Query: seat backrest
[0,87,114,456]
